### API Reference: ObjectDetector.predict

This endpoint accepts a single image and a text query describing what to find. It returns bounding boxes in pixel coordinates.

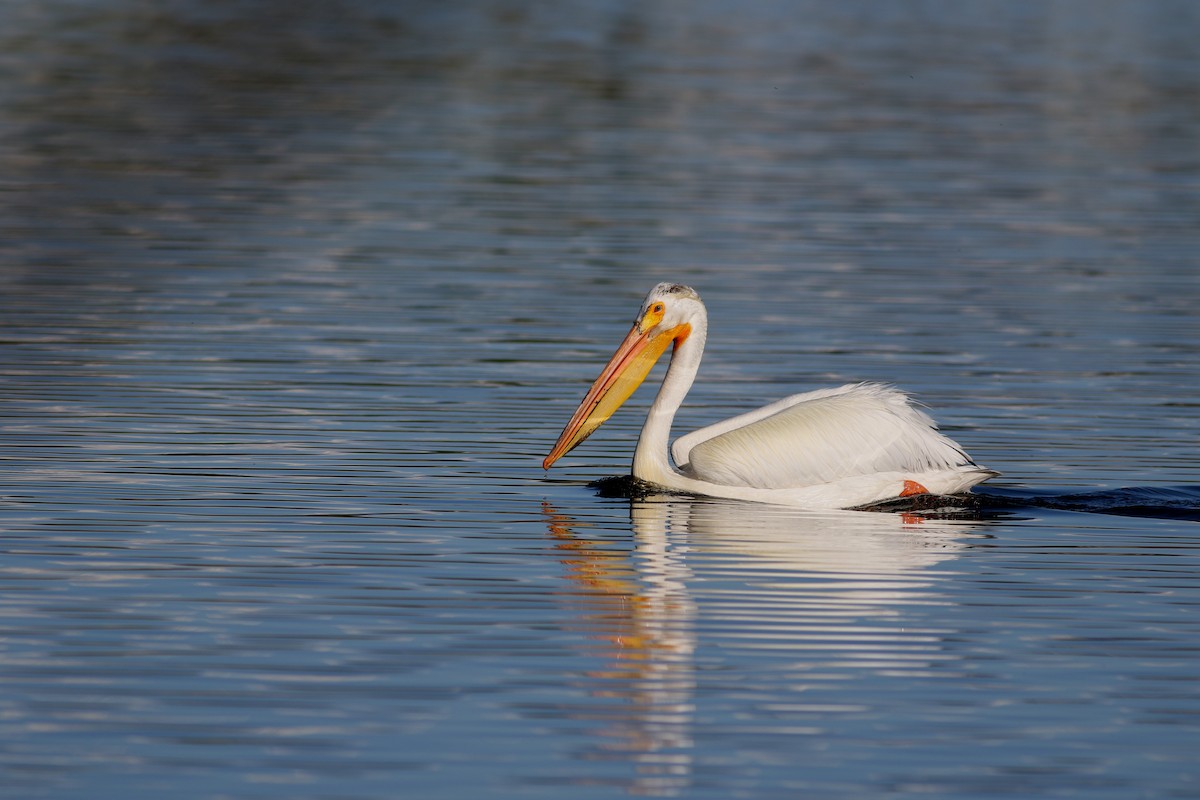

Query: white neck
[632,311,707,482]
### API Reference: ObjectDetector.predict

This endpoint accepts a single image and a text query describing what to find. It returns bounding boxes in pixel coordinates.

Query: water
[1,1,1199,798]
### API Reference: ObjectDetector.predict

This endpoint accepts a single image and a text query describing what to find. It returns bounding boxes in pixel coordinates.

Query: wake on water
[590,476,1200,522]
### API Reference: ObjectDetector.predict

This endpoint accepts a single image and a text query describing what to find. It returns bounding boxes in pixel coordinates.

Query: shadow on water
[592,475,1200,522]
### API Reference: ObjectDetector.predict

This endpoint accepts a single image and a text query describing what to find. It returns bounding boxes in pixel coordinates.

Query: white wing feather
[672,383,978,490]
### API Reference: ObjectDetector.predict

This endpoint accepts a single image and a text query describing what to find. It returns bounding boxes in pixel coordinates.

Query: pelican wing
[672,383,978,490]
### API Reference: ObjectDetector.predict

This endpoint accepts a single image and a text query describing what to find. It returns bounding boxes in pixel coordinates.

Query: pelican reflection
[543,495,984,796]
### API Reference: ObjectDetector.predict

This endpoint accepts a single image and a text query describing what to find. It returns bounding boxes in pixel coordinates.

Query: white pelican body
[543,283,996,509]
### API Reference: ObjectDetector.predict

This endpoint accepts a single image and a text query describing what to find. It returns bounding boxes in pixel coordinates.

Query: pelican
[543,282,996,509]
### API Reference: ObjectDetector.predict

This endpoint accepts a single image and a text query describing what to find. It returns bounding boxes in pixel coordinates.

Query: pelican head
[543,283,703,469]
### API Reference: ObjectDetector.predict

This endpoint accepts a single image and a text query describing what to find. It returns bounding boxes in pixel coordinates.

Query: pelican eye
[638,301,668,331]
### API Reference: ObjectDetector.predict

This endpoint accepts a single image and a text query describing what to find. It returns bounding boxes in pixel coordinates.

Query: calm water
[2,2,1199,798]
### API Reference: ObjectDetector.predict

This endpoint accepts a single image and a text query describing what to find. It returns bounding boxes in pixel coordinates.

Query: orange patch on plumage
[900,479,930,497]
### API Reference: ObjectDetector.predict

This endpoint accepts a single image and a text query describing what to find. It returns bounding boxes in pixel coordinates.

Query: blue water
[1,1,1199,798]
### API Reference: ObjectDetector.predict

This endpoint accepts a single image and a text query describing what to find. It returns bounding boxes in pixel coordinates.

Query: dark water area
[1,1,1199,798]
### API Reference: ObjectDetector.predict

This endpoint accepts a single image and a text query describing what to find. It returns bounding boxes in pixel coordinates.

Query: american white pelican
[543,282,996,509]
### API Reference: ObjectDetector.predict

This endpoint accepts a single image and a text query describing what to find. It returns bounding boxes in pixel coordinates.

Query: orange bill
[543,322,689,469]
